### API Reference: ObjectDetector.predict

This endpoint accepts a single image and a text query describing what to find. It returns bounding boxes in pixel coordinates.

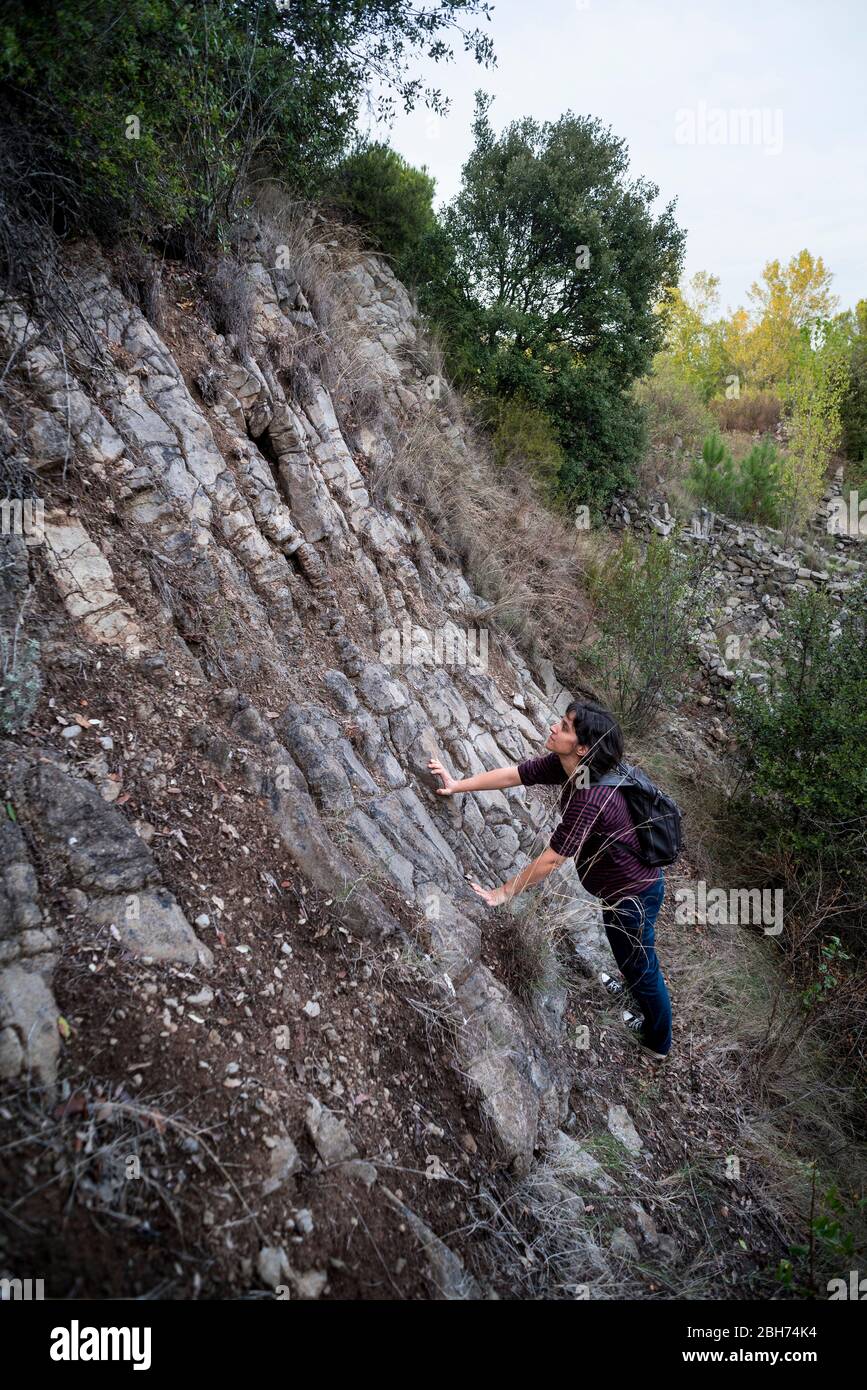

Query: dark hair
[565,700,623,777]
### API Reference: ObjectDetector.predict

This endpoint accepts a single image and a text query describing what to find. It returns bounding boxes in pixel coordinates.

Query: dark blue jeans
[601,871,672,1055]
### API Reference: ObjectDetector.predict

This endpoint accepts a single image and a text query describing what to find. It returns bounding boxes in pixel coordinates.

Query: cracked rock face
[0,751,212,1089]
[0,223,605,1163]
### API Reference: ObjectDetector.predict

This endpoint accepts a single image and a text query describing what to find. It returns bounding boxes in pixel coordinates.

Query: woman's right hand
[428,758,459,796]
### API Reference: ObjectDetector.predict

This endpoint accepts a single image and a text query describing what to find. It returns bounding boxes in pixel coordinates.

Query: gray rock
[550,1133,619,1193]
[12,757,158,893]
[305,1096,357,1167]
[381,1186,483,1299]
[88,889,213,967]
[257,1245,290,1289]
[0,964,60,1088]
[610,1226,640,1260]
[26,411,73,466]
[606,1104,643,1156]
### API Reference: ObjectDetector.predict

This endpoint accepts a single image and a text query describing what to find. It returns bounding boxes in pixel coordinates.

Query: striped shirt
[517,752,659,904]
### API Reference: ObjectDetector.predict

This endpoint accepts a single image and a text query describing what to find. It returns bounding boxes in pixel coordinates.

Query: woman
[427,700,672,1060]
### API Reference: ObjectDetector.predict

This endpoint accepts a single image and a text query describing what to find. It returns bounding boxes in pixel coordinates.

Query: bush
[733,572,867,967]
[710,389,782,434]
[731,576,867,918]
[840,299,867,465]
[734,439,785,524]
[583,532,712,731]
[554,367,648,515]
[325,141,436,265]
[632,361,714,455]
[780,319,850,534]
[477,395,564,496]
[688,431,784,524]
[688,431,738,513]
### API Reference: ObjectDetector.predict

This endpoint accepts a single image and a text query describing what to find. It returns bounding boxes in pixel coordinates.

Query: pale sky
[363,0,867,316]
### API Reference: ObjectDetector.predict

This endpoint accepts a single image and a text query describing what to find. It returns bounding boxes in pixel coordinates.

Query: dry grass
[367,392,601,682]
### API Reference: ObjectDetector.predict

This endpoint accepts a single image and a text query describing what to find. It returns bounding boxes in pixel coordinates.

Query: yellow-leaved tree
[743,250,838,389]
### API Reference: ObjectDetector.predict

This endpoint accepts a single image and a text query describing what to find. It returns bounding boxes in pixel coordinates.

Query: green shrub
[688,431,738,513]
[731,576,867,887]
[583,532,712,731]
[734,439,784,524]
[478,395,564,495]
[325,141,436,264]
[0,0,494,244]
[840,299,867,466]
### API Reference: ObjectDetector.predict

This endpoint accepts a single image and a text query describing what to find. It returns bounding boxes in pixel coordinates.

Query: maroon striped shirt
[517,752,658,904]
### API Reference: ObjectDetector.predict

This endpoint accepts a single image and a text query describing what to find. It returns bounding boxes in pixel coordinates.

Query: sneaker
[622,1010,668,1062]
[599,971,626,1000]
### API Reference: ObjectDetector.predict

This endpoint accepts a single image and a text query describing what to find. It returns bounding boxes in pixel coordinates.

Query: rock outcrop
[0,223,604,1176]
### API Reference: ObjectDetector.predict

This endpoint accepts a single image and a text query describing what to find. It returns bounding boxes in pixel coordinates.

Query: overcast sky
[364,0,866,316]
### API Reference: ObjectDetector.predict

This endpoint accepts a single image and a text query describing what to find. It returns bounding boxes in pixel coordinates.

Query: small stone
[262,1136,302,1196]
[295,1208,314,1235]
[61,725,82,740]
[293,1269,327,1300]
[258,1245,290,1289]
[195,914,210,928]
[185,987,214,1007]
[303,1000,320,1019]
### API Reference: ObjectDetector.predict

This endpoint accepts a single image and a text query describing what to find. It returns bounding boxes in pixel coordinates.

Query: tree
[417,91,685,508]
[781,317,850,533]
[732,576,867,892]
[839,299,867,468]
[0,0,496,243]
[658,272,733,400]
[743,250,838,388]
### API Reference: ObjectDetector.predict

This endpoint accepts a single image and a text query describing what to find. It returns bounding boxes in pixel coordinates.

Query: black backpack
[592,762,684,867]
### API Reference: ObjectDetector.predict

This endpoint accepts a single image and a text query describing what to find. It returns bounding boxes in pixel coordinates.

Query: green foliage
[688,431,738,513]
[780,318,850,532]
[632,359,714,455]
[734,439,785,524]
[583,533,711,731]
[0,0,495,244]
[687,431,784,524]
[325,140,436,264]
[839,299,867,465]
[479,394,564,495]
[777,1181,867,1296]
[801,936,852,1008]
[731,577,867,895]
[406,90,685,512]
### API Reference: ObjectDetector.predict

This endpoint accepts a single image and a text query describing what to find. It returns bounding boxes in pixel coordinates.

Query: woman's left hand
[468,881,508,907]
